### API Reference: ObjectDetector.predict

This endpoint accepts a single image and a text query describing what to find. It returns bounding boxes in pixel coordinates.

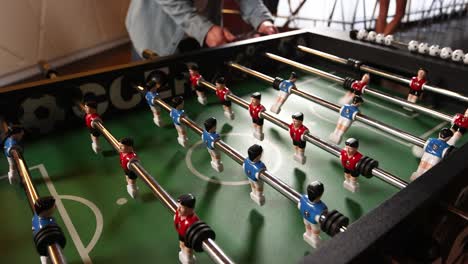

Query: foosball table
[1,29,467,264]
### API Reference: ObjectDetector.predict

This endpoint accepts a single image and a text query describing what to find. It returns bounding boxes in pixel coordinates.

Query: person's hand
[205,25,236,47]
[257,20,278,35]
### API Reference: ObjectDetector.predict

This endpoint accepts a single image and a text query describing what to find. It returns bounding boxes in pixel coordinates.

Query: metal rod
[265,52,345,83]
[231,60,426,148]
[199,77,407,189]
[47,244,67,264]
[297,45,468,103]
[86,112,234,264]
[10,149,67,264]
[152,94,301,204]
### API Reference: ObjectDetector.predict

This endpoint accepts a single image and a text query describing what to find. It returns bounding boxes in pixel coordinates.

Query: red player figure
[189,65,207,105]
[170,96,189,147]
[407,68,427,105]
[340,138,363,193]
[329,96,364,145]
[270,72,297,114]
[411,128,453,181]
[447,108,468,146]
[215,77,235,120]
[174,194,199,264]
[339,74,369,105]
[119,137,139,198]
[249,92,266,140]
[84,101,102,154]
[289,112,309,164]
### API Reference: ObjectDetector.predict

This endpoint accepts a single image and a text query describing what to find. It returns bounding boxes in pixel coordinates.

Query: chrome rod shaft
[298,45,468,103]
[265,52,345,84]
[231,61,426,148]
[10,149,67,264]
[47,243,67,264]
[153,96,301,204]
[202,239,236,264]
[200,78,406,190]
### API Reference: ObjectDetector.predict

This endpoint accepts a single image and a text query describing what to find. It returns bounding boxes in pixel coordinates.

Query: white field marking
[326,82,419,118]
[420,122,448,138]
[59,195,103,254]
[32,164,94,264]
[309,106,413,147]
[186,133,283,186]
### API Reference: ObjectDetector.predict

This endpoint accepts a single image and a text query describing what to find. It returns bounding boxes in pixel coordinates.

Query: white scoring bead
[384,35,394,46]
[408,40,419,52]
[451,49,464,62]
[375,33,385,44]
[356,29,368,40]
[366,31,377,42]
[429,45,440,56]
[418,43,429,54]
[440,47,453,59]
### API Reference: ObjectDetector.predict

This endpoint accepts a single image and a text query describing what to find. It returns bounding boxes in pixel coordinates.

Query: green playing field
[1,70,465,264]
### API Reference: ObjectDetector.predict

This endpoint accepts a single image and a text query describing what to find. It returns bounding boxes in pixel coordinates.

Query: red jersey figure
[84,101,102,154]
[289,112,309,164]
[249,92,266,140]
[407,68,427,105]
[188,65,207,105]
[174,194,199,264]
[448,108,468,146]
[339,73,369,105]
[215,77,235,120]
[119,137,139,198]
[340,138,363,193]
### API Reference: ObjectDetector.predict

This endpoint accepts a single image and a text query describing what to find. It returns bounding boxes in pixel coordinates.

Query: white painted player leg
[126,183,138,199]
[404,95,418,111]
[150,106,163,127]
[7,157,18,185]
[329,129,343,145]
[196,91,207,105]
[303,221,321,248]
[175,125,188,147]
[91,135,101,154]
[40,256,49,264]
[223,107,235,120]
[447,132,462,146]
[338,92,353,105]
[293,148,306,164]
[210,160,223,172]
[253,125,264,141]
[179,243,196,264]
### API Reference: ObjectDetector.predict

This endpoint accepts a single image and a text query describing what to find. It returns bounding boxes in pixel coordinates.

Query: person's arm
[153,0,214,46]
[237,0,276,33]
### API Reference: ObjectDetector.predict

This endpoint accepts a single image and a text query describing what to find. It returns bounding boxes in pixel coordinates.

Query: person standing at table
[126,0,278,60]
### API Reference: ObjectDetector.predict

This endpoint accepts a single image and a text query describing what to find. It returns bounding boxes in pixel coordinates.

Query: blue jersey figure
[170,108,184,126]
[424,138,450,158]
[340,104,360,120]
[243,144,266,206]
[31,196,65,261]
[300,181,327,248]
[202,130,220,150]
[279,80,295,94]
[271,72,297,114]
[3,125,24,185]
[3,137,20,158]
[330,96,364,145]
[145,91,159,107]
[170,96,188,147]
[203,117,223,172]
[144,72,164,127]
[411,128,453,181]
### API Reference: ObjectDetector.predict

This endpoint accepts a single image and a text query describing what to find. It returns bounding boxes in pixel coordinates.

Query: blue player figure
[298,181,327,248]
[32,196,61,264]
[243,144,266,206]
[270,72,297,114]
[144,73,164,126]
[2,124,24,184]
[170,96,188,147]
[329,96,364,144]
[202,117,223,172]
[411,128,453,181]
